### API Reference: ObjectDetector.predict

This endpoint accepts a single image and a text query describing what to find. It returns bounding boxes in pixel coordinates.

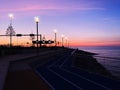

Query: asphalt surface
[36,49,120,90]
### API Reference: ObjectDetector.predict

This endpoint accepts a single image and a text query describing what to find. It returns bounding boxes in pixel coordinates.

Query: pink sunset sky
[0,0,120,46]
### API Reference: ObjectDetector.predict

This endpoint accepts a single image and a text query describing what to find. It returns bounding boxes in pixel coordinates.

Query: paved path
[0,50,56,90]
[36,49,120,90]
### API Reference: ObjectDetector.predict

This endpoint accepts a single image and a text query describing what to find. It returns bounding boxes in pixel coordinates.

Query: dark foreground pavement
[36,49,120,90]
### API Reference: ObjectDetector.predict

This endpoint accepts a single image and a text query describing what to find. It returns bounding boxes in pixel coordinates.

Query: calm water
[72,46,120,78]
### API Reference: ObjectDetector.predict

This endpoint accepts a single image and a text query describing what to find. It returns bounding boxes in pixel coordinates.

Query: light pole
[34,17,39,55]
[54,29,57,47]
[9,13,13,26]
[7,13,15,47]
[61,35,64,47]
[65,37,68,47]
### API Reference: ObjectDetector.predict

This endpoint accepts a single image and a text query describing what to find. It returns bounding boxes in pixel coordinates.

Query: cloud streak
[0,0,105,13]
[0,6,105,12]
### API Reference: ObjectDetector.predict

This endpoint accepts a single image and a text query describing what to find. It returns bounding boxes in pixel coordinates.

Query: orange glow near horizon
[0,38,120,47]
[0,36,120,47]
[0,36,33,46]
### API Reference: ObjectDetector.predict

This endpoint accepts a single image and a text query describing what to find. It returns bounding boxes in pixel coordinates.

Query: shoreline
[73,49,114,78]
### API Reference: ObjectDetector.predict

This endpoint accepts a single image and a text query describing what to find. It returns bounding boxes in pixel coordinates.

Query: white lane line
[34,69,55,90]
[60,49,77,67]
[59,56,70,68]
[59,50,74,67]
[48,67,83,90]
[49,51,73,68]
[71,49,77,56]
[48,55,66,67]
[62,68,111,90]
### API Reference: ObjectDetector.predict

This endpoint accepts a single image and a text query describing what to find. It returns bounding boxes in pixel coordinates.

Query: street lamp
[6,13,15,47]
[34,17,39,55]
[61,35,64,47]
[65,37,68,47]
[54,29,57,46]
[8,13,14,26]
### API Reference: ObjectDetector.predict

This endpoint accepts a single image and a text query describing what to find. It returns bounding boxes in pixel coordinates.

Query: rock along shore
[73,49,114,78]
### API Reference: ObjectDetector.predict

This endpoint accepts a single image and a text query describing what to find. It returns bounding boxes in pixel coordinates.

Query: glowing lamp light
[61,35,64,38]
[34,17,39,22]
[9,13,14,19]
[54,29,57,33]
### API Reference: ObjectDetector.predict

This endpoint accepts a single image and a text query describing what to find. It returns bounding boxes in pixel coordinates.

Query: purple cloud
[0,0,105,12]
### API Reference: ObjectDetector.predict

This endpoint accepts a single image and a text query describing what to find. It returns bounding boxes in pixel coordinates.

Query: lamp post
[54,29,57,47]
[9,13,13,26]
[61,35,64,47]
[65,37,68,47]
[7,13,15,47]
[34,17,39,55]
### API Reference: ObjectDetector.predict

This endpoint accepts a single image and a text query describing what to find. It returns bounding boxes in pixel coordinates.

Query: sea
[72,46,120,78]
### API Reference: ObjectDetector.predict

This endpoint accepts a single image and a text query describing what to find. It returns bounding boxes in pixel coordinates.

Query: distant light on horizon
[61,35,64,37]
[54,29,57,33]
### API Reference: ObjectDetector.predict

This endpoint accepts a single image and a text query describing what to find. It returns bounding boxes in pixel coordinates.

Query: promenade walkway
[0,49,55,90]
[1,48,120,90]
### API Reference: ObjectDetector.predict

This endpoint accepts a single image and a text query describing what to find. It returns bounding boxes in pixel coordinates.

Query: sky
[0,0,120,46]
